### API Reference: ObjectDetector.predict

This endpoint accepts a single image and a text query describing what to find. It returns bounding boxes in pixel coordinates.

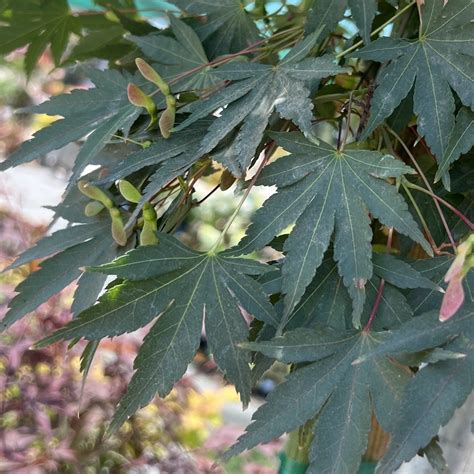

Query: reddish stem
[409,184,474,230]
[363,228,394,332]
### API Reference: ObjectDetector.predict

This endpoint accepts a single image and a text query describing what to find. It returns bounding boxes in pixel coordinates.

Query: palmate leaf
[37,233,277,425]
[230,132,431,327]
[129,16,219,92]
[172,0,260,58]
[377,335,474,473]
[0,69,142,185]
[174,33,347,175]
[0,0,80,77]
[353,0,474,163]
[228,328,411,473]
[350,279,474,473]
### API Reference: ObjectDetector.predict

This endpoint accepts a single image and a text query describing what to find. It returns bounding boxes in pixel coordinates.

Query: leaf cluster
[1,0,474,472]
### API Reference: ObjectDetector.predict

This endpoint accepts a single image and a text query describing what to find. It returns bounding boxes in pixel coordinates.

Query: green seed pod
[143,202,157,221]
[140,203,158,246]
[109,208,127,246]
[78,181,114,209]
[220,169,236,190]
[135,58,171,96]
[140,202,158,245]
[118,179,142,204]
[127,83,157,128]
[166,95,176,109]
[84,201,105,217]
[140,222,159,246]
[159,106,176,139]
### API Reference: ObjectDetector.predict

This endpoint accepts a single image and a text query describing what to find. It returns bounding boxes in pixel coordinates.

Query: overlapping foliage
[1,0,473,472]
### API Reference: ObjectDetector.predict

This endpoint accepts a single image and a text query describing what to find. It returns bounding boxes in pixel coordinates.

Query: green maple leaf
[306,0,397,44]
[36,233,277,425]
[228,327,411,473]
[0,0,79,76]
[353,0,474,162]
[172,0,260,58]
[229,132,431,327]
[174,33,347,175]
[0,69,143,185]
[129,16,219,92]
[351,280,474,473]
[376,331,474,473]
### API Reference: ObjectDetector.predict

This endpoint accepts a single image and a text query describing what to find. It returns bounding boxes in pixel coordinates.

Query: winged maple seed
[440,234,474,321]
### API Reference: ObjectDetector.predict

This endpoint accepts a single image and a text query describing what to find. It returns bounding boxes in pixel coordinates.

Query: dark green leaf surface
[286,256,414,332]
[377,336,474,473]
[353,305,474,363]
[353,0,474,162]
[231,132,430,326]
[435,107,474,190]
[37,234,276,423]
[372,253,440,291]
[229,329,410,473]
[175,35,346,174]
[407,256,453,315]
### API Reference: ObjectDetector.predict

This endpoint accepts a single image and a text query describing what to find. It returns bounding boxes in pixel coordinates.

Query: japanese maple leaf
[353,0,474,162]
[227,327,411,473]
[229,132,431,327]
[174,33,347,175]
[129,16,220,92]
[0,68,143,185]
[37,233,277,426]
